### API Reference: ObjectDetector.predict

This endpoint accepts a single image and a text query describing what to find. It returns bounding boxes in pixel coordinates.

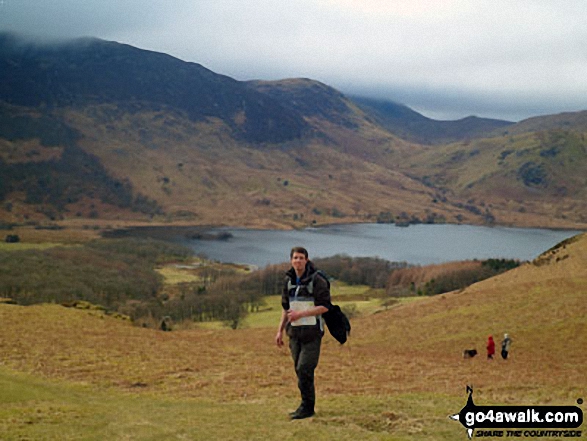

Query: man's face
[291,252,308,273]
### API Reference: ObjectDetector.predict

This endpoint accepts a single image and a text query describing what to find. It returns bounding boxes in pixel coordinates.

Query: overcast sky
[1,0,586,121]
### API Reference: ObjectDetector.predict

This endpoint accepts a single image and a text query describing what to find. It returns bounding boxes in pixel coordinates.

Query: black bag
[306,270,351,344]
[322,304,351,345]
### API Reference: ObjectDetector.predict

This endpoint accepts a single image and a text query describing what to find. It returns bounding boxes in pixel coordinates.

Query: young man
[501,333,512,360]
[275,247,330,420]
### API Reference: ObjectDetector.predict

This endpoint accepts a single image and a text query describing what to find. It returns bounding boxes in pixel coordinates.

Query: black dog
[463,349,478,359]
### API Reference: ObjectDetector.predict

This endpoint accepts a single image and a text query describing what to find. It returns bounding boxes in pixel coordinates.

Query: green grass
[195,284,384,330]
[243,294,283,328]
[195,284,425,330]
[0,367,465,441]
[156,265,201,284]
[0,242,70,252]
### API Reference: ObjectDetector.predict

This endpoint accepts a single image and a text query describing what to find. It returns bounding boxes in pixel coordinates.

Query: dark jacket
[282,261,331,342]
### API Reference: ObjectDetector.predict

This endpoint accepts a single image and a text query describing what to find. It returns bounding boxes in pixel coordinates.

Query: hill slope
[0,33,586,229]
[0,33,308,144]
[497,110,587,136]
[402,123,587,227]
[354,232,587,399]
[0,34,484,228]
[351,96,514,145]
[0,234,585,439]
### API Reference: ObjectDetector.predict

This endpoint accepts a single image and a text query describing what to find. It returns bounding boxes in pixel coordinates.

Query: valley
[1,33,586,231]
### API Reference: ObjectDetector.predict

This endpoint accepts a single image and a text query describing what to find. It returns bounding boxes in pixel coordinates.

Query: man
[501,333,512,360]
[275,247,330,420]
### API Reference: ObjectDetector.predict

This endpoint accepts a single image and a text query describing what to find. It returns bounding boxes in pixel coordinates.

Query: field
[0,233,586,440]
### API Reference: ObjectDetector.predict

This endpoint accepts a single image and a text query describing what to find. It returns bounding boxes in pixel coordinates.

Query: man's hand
[275,330,284,347]
[287,309,304,323]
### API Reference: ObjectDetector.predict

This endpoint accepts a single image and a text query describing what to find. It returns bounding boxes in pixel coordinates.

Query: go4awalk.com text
[475,429,582,438]
[450,386,583,439]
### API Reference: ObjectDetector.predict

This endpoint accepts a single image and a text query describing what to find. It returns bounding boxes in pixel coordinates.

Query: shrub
[0,238,193,320]
[386,259,520,297]
[314,255,407,288]
[85,237,192,264]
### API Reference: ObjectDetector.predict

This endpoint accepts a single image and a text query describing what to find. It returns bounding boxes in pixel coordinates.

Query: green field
[0,366,466,441]
[194,283,413,330]
[0,241,70,252]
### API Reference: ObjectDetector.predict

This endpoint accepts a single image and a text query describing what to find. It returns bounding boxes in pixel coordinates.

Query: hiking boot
[290,408,315,420]
[288,405,303,418]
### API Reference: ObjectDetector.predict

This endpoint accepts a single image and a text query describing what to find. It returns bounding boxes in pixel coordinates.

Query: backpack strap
[287,270,329,295]
[287,276,315,294]
[308,270,330,295]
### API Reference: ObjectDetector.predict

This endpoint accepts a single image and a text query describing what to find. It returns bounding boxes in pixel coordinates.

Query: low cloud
[1,0,586,121]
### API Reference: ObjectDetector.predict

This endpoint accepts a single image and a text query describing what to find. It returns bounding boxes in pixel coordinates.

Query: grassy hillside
[0,233,585,439]
[0,100,479,228]
[496,111,587,136]
[59,101,587,229]
[402,128,587,228]
[55,104,479,228]
[0,103,162,223]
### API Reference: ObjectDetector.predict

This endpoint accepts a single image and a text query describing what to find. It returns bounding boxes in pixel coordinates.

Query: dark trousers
[289,336,322,411]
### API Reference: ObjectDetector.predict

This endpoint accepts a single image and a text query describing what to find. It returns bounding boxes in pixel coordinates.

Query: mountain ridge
[350,95,514,145]
[1,32,586,229]
[0,33,309,144]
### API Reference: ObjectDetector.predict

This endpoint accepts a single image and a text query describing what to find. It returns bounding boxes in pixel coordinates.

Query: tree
[223,300,247,330]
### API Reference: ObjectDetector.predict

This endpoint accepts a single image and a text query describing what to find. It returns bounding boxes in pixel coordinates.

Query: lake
[181,224,582,268]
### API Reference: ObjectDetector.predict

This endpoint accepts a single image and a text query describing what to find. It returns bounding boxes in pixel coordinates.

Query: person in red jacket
[487,335,496,360]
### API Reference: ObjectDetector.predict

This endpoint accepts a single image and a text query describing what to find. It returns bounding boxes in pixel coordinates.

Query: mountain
[496,110,587,136]
[0,33,585,229]
[0,33,308,144]
[351,96,514,145]
[402,113,587,227]
[248,78,362,129]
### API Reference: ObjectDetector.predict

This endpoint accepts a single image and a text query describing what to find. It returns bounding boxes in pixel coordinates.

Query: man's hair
[290,246,309,259]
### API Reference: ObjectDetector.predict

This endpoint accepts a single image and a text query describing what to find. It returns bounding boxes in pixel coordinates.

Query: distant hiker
[275,246,330,420]
[487,335,495,360]
[501,333,512,360]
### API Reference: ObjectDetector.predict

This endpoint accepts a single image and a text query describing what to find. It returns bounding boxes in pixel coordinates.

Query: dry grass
[402,130,587,229]
[0,233,586,439]
[3,104,587,230]
[49,106,587,230]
